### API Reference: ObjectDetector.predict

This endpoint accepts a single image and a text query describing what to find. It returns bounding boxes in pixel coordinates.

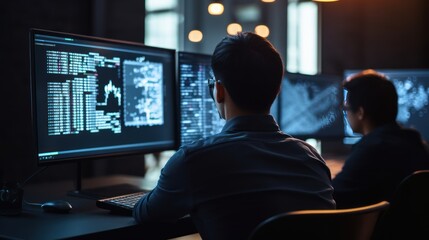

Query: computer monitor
[30,29,179,196]
[343,69,429,143]
[279,72,344,140]
[177,51,225,146]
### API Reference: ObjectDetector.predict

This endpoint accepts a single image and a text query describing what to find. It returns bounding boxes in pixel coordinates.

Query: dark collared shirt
[134,115,335,240]
[333,122,429,209]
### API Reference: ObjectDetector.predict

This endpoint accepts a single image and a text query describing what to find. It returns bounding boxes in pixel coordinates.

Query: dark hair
[344,69,398,126]
[211,32,284,113]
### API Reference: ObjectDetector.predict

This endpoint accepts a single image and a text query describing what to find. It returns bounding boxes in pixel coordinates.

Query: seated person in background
[333,69,429,209]
[133,32,336,240]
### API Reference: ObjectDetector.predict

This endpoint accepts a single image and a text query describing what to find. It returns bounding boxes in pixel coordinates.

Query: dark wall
[0,0,145,184]
[320,0,429,75]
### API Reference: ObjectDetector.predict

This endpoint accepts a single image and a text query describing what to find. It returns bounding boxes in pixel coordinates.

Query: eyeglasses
[207,78,221,101]
[343,105,351,111]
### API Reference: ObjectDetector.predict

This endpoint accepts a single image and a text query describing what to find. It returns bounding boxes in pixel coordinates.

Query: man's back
[133,32,335,240]
[333,123,429,208]
[137,115,336,240]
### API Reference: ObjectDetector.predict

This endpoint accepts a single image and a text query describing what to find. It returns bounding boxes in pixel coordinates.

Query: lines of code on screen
[178,52,225,146]
[32,32,176,162]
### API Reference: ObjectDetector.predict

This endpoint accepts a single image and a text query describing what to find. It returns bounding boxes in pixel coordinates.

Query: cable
[23,200,42,207]
[22,166,48,187]
[20,166,48,207]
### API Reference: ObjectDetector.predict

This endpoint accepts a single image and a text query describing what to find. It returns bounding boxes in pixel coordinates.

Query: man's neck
[223,104,268,120]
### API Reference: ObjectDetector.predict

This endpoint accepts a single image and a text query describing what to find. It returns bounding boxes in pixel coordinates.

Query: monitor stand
[68,161,144,200]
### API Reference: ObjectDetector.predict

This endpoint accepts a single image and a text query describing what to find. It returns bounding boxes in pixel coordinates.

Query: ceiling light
[227,23,243,35]
[208,1,224,15]
[188,30,203,42]
[255,25,270,38]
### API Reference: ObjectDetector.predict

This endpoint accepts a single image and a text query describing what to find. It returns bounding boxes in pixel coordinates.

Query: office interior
[0,0,428,238]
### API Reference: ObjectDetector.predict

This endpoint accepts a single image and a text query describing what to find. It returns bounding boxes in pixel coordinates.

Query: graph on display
[31,29,177,164]
[280,73,343,139]
[393,77,429,125]
[46,51,123,135]
[343,69,429,142]
[45,51,164,136]
[102,80,121,107]
[123,60,164,127]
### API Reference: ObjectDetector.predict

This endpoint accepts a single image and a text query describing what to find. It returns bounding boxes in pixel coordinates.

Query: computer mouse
[41,200,72,213]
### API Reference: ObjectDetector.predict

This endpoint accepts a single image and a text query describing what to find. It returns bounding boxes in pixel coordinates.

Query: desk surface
[0,175,196,240]
[0,156,346,240]
[324,154,346,178]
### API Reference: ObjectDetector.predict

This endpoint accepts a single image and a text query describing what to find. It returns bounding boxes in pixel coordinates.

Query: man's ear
[215,82,225,103]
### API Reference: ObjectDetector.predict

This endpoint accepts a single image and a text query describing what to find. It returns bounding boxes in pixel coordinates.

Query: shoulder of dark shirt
[358,124,424,147]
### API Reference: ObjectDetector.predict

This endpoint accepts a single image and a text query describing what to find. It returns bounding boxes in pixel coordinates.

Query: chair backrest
[372,170,429,240]
[248,201,390,240]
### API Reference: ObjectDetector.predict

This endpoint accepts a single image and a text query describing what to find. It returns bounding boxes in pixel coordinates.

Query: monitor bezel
[279,72,345,141]
[30,28,180,166]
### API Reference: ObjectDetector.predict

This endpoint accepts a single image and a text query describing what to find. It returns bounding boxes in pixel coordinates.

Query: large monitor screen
[343,69,429,143]
[177,51,225,145]
[279,72,344,140]
[30,29,179,165]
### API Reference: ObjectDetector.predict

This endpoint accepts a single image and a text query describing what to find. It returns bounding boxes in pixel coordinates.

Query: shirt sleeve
[133,148,191,223]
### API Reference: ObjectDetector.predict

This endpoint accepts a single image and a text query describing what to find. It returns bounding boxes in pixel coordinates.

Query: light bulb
[208,2,224,15]
[188,30,203,42]
[255,25,270,38]
[227,23,242,35]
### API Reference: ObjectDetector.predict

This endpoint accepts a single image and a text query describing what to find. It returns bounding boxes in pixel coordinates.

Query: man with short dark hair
[133,32,336,240]
[333,69,429,209]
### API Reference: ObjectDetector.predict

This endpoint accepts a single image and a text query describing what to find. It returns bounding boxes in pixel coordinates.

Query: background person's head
[343,69,398,134]
[211,32,284,116]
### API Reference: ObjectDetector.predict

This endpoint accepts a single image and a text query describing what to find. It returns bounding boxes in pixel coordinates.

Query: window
[287,1,319,74]
[145,0,180,49]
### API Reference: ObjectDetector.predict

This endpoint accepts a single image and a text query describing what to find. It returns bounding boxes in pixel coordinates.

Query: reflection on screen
[280,73,343,140]
[178,52,226,145]
[343,69,429,143]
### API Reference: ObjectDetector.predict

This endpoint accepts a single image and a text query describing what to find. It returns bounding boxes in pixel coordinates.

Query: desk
[324,155,346,178]
[0,175,197,240]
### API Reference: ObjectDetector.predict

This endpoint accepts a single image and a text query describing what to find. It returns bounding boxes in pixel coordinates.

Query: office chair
[248,201,390,240]
[372,170,429,240]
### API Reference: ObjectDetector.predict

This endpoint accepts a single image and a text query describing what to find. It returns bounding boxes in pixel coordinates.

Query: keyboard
[96,191,147,215]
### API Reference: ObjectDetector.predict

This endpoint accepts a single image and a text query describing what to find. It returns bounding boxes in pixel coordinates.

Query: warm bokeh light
[188,30,203,42]
[261,0,276,3]
[255,25,270,38]
[227,23,243,35]
[208,2,224,15]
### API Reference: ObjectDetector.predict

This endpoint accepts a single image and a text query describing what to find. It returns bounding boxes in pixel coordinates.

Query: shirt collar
[221,115,280,133]
[365,122,400,137]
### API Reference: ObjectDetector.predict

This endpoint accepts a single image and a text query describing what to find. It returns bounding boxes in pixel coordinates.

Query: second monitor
[279,72,344,140]
[178,52,226,146]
